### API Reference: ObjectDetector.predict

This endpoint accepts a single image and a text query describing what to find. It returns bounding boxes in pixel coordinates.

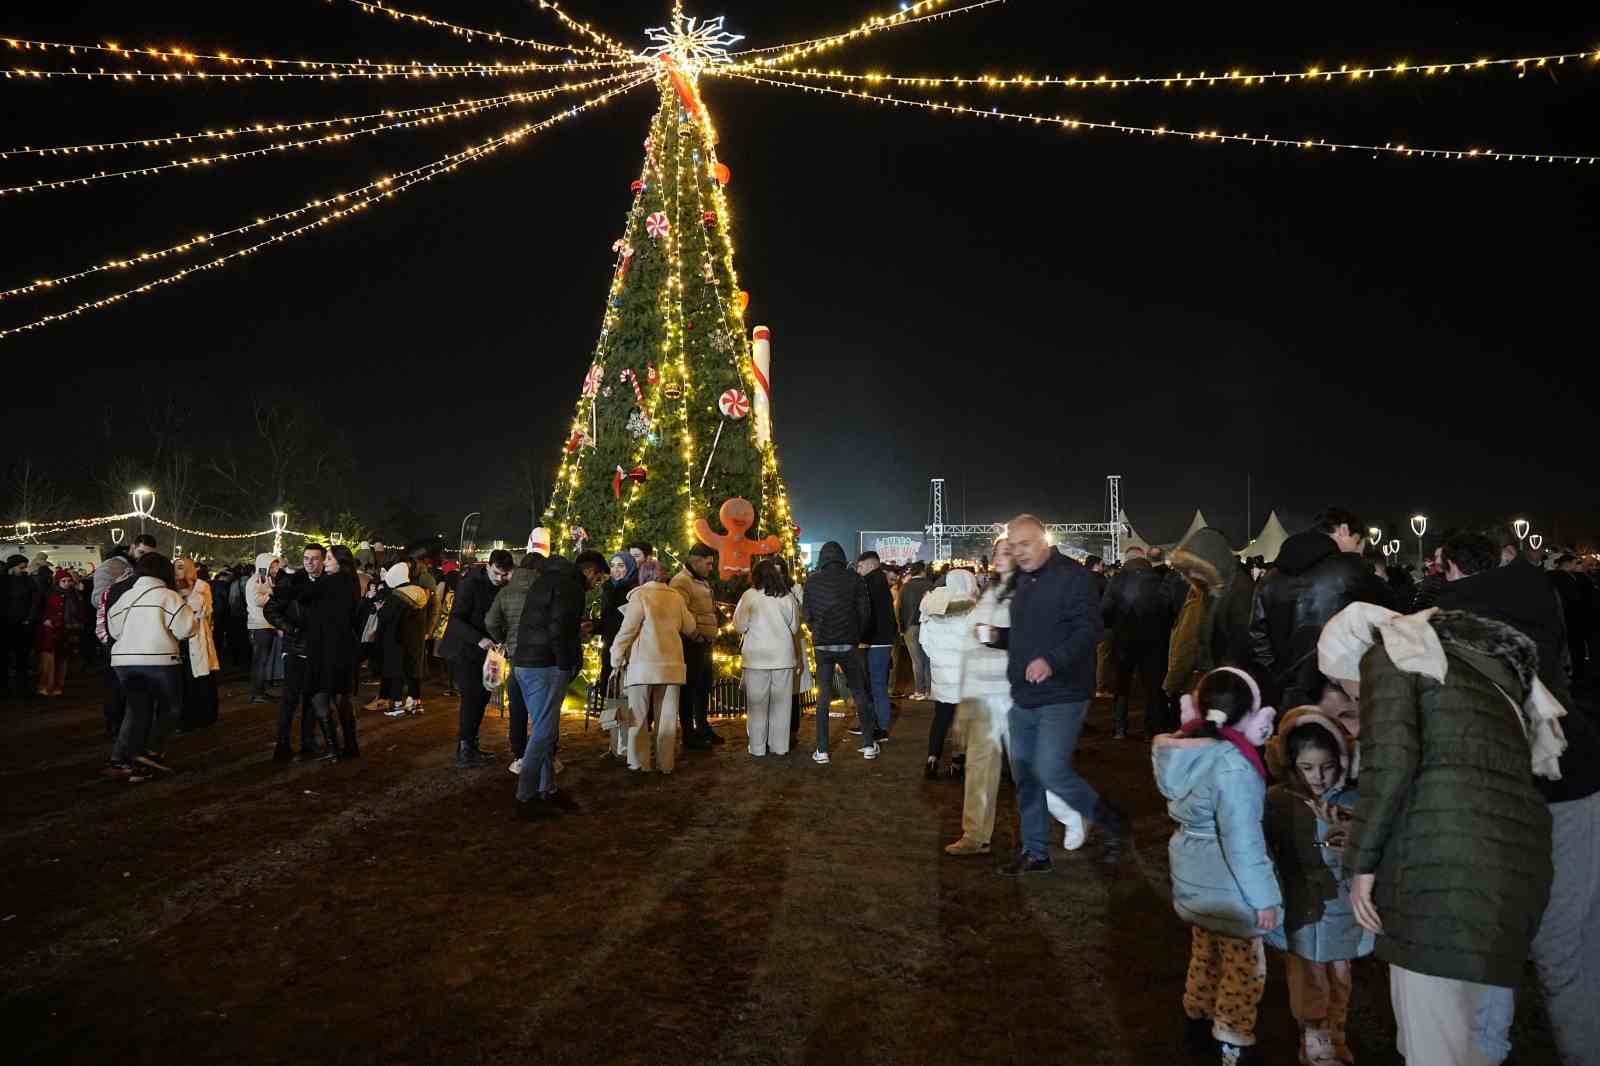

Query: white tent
[1239,511,1290,563]
[1174,510,1210,549]
[1119,509,1153,559]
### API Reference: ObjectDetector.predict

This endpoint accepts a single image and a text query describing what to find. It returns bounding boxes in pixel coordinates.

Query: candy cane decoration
[619,368,643,404]
[751,326,773,448]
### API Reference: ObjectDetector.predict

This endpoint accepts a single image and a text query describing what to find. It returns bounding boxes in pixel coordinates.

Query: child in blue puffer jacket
[1263,708,1373,1066]
[1152,667,1281,1066]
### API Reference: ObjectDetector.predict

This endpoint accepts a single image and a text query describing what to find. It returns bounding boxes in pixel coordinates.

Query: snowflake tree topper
[640,13,744,75]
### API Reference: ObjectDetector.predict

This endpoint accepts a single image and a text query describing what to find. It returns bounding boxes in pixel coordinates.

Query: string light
[0,76,651,341]
[731,46,1600,91]
[0,90,593,160]
[731,0,1005,68]
[0,72,639,197]
[715,69,1600,165]
[332,0,615,58]
[7,510,312,541]
[529,0,636,61]
[1,35,638,79]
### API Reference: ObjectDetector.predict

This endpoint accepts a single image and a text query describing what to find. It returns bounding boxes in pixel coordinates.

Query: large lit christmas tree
[543,16,796,573]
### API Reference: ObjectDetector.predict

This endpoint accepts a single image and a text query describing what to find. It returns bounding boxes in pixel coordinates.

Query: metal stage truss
[925,476,1127,563]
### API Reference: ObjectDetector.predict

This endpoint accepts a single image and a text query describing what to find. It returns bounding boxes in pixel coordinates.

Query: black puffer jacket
[802,541,870,646]
[1101,557,1174,647]
[437,567,497,661]
[1249,531,1392,706]
[512,555,586,672]
[862,567,898,645]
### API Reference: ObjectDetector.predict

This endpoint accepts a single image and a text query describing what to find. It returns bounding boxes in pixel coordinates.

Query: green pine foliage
[544,79,777,571]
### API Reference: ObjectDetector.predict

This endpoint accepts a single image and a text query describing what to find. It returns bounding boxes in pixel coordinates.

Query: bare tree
[3,452,78,523]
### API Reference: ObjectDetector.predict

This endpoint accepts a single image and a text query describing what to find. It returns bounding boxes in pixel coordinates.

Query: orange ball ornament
[736,291,750,313]
[714,162,731,186]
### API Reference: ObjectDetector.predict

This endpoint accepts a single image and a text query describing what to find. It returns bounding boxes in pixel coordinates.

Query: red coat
[36,587,84,652]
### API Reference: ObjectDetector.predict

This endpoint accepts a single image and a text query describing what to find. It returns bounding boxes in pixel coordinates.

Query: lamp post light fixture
[1410,515,1428,569]
[329,532,343,547]
[130,488,156,535]
[16,520,31,542]
[1388,539,1401,562]
[270,510,289,558]
[110,528,124,546]
[1368,527,1382,547]
[1513,518,1530,542]
[1529,534,1544,551]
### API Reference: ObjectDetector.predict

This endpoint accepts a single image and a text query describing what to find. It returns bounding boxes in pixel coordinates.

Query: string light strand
[333,0,615,58]
[0,35,638,78]
[714,69,1600,165]
[0,72,638,197]
[529,0,636,60]
[0,76,651,340]
[731,47,1600,91]
[731,0,1005,67]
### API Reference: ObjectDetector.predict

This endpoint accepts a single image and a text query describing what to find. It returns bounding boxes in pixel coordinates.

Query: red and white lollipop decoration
[701,388,752,488]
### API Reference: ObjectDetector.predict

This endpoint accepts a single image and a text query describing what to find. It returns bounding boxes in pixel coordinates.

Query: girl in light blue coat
[1152,666,1281,1066]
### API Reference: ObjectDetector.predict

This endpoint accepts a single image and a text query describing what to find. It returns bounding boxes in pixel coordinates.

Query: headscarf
[609,551,638,587]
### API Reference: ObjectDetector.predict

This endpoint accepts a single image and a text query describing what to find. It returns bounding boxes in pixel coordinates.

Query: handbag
[599,667,627,731]
[482,645,508,692]
[359,605,382,645]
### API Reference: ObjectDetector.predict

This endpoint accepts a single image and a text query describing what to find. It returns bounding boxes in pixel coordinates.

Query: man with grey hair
[993,514,1127,872]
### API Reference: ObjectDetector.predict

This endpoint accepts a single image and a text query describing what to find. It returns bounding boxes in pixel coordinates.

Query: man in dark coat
[511,550,606,817]
[1435,530,1600,1065]
[439,549,515,769]
[2,554,40,695]
[896,562,933,699]
[856,550,899,745]
[1102,555,1177,738]
[999,515,1125,872]
[1550,554,1590,682]
[1249,508,1392,707]
[802,542,871,761]
[265,543,358,761]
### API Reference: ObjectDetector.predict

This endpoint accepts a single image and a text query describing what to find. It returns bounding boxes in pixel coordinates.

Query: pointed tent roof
[1175,510,1209,549]
[1118,509,1152,559]
[1240,510,1290,563]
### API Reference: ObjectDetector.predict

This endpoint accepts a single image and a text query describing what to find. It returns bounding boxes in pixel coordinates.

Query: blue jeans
[863,646,893,737]
[111,664,183,764]
[1008,700,1099,859]
[514,666,570,801]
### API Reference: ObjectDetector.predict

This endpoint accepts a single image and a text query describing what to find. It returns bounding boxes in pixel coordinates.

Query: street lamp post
[110,528,124,546]
[1513,518,1530,543]
[1368,527,1382,549]
[1529,534,1543,552]
[1410,515,1428,570]
[270,510,288,558]
[130,488,156,536]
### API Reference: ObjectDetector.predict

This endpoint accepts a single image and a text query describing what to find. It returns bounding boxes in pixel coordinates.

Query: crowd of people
[2,506,1596,1066]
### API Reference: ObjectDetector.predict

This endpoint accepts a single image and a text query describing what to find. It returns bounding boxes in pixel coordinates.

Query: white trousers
[743,668,794,756]
[958,693,1081,846]
[625,683,680,774]
[1390,964,1509,1066]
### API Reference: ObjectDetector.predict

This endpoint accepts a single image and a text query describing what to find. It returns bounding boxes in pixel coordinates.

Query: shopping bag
[482,645,508,692]
[359,605,382,645]
[599,669,627,731]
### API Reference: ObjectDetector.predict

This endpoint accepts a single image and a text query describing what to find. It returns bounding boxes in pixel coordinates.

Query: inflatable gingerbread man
[694,497,782,580]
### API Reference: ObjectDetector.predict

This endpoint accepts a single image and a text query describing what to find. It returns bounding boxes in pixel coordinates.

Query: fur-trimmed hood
[1171,528,1237,594]
[1429,609,1538,703]
[1265,706,1353,782]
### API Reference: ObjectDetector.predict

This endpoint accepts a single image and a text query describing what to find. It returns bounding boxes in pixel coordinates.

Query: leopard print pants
[1183,926,1266,1047]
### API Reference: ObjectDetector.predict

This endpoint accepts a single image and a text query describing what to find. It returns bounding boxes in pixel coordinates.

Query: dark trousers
[455,650,490,744]
[276,655,317,751]
[928,701,958,759]
[507,667,529,758]
[1,622,32,692]
[1112,641,1168,736]
[102,655,128,737]
[111,664,182,764]
[682,638,713,735]
[1569,625,1589,681]
[249,629,276,698]
[813,647,868,752]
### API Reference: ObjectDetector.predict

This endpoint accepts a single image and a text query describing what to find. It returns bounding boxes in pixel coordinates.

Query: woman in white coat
[944,539,1084,856]
[734,559,800,756]
[173,557,220,733]
[609,558,698,773]
[917,567,979,778]
[104,553,197,778]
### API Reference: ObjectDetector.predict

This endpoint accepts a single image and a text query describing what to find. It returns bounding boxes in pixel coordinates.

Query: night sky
[4,0,1596,550]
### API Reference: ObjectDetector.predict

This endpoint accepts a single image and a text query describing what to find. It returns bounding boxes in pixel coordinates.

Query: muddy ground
[0,667,1565,1066]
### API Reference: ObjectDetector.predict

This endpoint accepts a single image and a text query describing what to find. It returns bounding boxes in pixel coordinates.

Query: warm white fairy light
[641,14,744,74]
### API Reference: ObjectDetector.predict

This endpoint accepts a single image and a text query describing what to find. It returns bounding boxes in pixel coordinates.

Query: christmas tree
[544,50,795,573]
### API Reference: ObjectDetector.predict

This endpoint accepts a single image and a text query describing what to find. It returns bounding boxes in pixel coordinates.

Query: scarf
[609,551,638,587]
[1180,718,1269,783]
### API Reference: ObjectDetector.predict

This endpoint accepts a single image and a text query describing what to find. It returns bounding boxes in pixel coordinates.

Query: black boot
[317,717,339,761]
[456,740,490,769]
[1094,797,1127,865]
[336,697,360,759]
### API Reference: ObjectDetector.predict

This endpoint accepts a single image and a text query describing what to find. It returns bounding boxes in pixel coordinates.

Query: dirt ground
[0,667,1565,1066]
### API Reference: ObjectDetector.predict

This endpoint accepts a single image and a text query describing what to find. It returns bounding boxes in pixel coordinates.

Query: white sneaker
[859,743,880,760]
[1062,808,1087,851]
[508,758,523,775]
[811,751,830,765]
[383,705,407,718]
[828,710,846,718]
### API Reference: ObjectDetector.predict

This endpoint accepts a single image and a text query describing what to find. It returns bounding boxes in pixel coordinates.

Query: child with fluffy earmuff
[1152,667,1281,1066]
[1263,708,1374,1066]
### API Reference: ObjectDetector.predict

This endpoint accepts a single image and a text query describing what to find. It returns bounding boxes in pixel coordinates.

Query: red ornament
[627,465,648,485]
[612,466,624,499]
[718,388,751,420]
[702,210,717,228]
[645,363,659,386]
[630,179,644,195]
[565,429,586,453]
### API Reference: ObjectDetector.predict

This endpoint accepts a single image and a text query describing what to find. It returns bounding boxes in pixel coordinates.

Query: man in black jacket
[1102,555,1176,738]
[1435,529,1600,1066]
[265,544,357,762]
[856,550,899,746]
[439,549,515,769]
[511,550,606,817]
[1248,507,1391,707]
[1001,515,1125,872]
[802,541,871,762]
[2,554,40,696]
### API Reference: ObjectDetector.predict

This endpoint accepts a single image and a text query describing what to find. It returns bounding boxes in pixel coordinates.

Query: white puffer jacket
[107,576,198,667]
[961,581,1013,700]
[918,570,980,705]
